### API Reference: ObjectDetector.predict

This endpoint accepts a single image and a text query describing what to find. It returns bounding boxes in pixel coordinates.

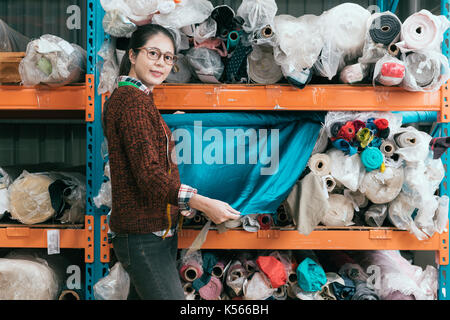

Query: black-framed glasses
[137,47,178,65]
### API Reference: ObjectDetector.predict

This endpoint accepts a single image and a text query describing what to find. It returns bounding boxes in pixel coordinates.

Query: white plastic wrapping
[326,149,364,192]
[401,50,450,92]
[247,45,283,84]
[193,18,217,44]
[100,0,137,37]
[19,34,86,87]
[321,194,354,227]
[373,54,406,87]
[152,0,214,29]
[359,166,404,204]
[397,9,450,53]
[339,63,369,84]
[434,195,449,234]
[364,203,388,227]
[185,47,224,83]
[393,126,433,163]
[124,0,159,19]
[242,272,275,300]
[94,262,130,300]
[236,0,278,33]
[0,257,60,300]
[98,39,119,96]
[318,3,371,72]
[0,19,30,52]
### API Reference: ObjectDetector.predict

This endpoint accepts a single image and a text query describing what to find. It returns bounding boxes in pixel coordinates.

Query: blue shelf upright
[85,0,110,300]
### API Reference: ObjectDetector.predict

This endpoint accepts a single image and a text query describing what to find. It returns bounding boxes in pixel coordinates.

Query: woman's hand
[187,194,241,225]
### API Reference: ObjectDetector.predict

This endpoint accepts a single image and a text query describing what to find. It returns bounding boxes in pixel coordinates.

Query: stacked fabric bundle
[283,111,449,240]
[98,1,450,92]
[171,249,436,300]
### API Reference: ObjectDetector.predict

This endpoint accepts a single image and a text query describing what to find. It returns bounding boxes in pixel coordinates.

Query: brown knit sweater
[102,85,180,234]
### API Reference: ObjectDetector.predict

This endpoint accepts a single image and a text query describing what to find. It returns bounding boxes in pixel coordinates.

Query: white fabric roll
[243,272,275,300]
[359,166,404,204]
[397,9,450,53]
[322,175,336,193]
[321,194,354,227]
[248,45,283,84]
[373,54,405,87]
[339,63,369,84]
[308,153,331,177]
[380,140,396,157]
[394,126,433,163]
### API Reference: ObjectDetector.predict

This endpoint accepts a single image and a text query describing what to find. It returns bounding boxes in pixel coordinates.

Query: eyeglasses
[137,47,178,66]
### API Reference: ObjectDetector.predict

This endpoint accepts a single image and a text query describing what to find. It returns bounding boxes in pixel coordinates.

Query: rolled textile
[394,130,421,147]
[223,39,253,83]
[322,175,336,193]
[179,251,204,282]
[331,139,357,156]
[373,54,406,86]
[397,9,450,52]
[226,260,247,297]
[193,252,218,292]
[183,282,196,299]
[247,45,283,84]
[321,194,354,227]
[193,17,217,44]
[251,24,277,46]
[356,128,374,149]
[360,147,384,172]
[339,63,369,84]
[256,256,287,289]
[226,31,240,51]
[369,13,402,46]
[402,51,448,92]
[211,5,236,39]
[212,261,226,279]
[283,66,312,89]
[185,47,224,83]
[241,214,261,232]
[0,19,30,52]
[58,290,81,300]
[308,153,331,176]
[343,189,369,212]
[9,171,56,225]
[224,218,242,229]
[327,149,364,192]
[243,272,275,300]
[276,204,292,227]
[364,203,388,227]
[415,196,439,237]
[236,0,277,33]
[331,274,356,300]
[380,140,396,157]
[394,126,432,163]
[359,166,404,204]
[152,0,214,29]
[257,214,273,230]
[272,284,288,300]
[296,257,327,292]
[199,276,222,300]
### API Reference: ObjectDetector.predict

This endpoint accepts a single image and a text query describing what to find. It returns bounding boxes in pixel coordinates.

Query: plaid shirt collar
[117,76,152,95]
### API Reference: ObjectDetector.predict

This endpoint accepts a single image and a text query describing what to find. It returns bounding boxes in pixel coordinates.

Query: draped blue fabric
[162,112,324,215]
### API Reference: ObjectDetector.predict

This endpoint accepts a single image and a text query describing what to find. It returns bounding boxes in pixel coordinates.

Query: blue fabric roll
[162,112,324,215]
[361,147,384,172]
[296,257,327,292]
[331,139,358,156]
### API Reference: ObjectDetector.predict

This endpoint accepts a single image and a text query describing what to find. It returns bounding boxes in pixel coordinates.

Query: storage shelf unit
[86,0,450,300]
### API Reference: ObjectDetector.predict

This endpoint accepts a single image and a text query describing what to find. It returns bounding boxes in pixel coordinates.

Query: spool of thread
[227,31,240,51]
[380,140,396,157]
[323,175,337,193]
[257,214,273,230]
[308,153,331,176]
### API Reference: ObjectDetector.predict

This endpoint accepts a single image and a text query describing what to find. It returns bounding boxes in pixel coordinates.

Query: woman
[102,23,241,300]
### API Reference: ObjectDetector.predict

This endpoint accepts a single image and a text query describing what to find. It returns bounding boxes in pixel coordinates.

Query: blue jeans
[112,232,185,300]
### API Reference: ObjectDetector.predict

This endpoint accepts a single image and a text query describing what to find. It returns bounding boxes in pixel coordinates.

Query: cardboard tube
[287,271,298,285]
[212,262,225,278]
[308,153,331,176]
[381,140,396,157]
[261,25,273,38]
[58,290,80,300]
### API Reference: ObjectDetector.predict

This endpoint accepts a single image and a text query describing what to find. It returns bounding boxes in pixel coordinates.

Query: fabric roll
[193,252,218,291]
[257,214,273,230]
[180,261,203,282]
[212,261,226,279]
[251,24,277,46]
[223,218,242,229]
[394,130,420,148]
[226,31,240,51]
[242,214,261,232]
[360,147,384,172]
[331,139,358,156]
[194,38,228,57]
[296,257,327,292]
[272,284,288,300]
[369,13,402,46]
[344,189,369,212]
[284,67,312,89]
[394,127,433,163]
[404,51,441,88]
[339,63,369,84]
[434,195,449,234]
[275,204,292,226]
[236,0,277,33]
[243,272,275,300]
[226,260,247,297]
[380,140,396,157]
[321,194,354,227]
[308,153,331,177]
[331,275,356,300]
[211,5,236,39]
[397,9,450,52]
[183,282,196,300]
[185,47,224,83]
[248,45,283,84]
[360,166,404,204]
[199,276,222,300]
[374,55,406,86]
[322,175,336,193]
[256,256,287,288]
[364,203,388,227]
[224,39,253,83]
[356,128,374,149]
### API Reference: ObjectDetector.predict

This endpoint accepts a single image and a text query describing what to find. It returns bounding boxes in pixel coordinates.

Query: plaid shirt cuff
[178,184,197,215]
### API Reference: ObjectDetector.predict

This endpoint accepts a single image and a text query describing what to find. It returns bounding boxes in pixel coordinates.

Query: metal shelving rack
[86,0,450,300]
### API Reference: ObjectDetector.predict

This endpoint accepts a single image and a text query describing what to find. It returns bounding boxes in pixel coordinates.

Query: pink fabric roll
[180,261,204,282]
[194,38,228,57]
[199,276,223,300]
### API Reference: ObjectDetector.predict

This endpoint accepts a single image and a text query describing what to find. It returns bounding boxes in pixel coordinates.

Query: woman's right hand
[187,194,241,225]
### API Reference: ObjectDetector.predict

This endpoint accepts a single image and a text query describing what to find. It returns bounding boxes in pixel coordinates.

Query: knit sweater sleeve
[118,100,180,208]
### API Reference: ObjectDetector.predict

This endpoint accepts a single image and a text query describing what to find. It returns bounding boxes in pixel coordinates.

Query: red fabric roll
[374,118,389,130]
[257,214,273,230]
[337,121,356,141]
[256,256,287,289]
[353,120,366,133]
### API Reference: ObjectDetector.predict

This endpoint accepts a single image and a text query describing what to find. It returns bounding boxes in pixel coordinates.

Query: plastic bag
[339,62,369,84]
[401,50,450,92]
[393,126,433,163]
[124,0,159,19]
[185,47,224,83]
[434,195,449,233]
[193,17,217,44]
[93,262,130,300]
[98,39,119,95]
[19,34,86,87]
[0,19,30,52]
[373,54,406,87]
[243,272,275,300]
[321,194,354,227]
[364,203,388,227]
[359,166,404,204]
[100,0,137,37]
[236,0,278,33]
[327,149,364,192]
[153,0,214,29]
[313,36,345,80]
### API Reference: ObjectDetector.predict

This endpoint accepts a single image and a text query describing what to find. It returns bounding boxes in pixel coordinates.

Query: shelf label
[47,229,60,255]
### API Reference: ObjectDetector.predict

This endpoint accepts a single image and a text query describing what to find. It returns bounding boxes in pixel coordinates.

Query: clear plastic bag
[19,34,86,87]
[321,194,354,227]
[339,63,369,84]
[236,0,278,33]
[0,19,30,52]
[193,17,217,44]
[100,0,137,37]
[98,39,119,95]
[93,262,130,300]
[364,203,388,227]
[153,0,214,29]
[243,272,275,300]
[359,166,404,204]
[185,47,224,83]
[326,149,365,192]
[393,126,433,163]
[124,0,159,19]
[373,54,406,87]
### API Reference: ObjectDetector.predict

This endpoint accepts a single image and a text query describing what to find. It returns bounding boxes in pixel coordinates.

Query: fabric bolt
[321,194,354,227]
[360,166,404,204]
[194,38,228,57]
[339,63,368,84]
[296,257,327,292]
[360,147,384,172]
[257,214,273,230]
[374,56,406,86]
[356,128,374,149]
[211,5,236,39]
[368,137,382,149]
[332,139,358,156]
[308,153,332,177]
[380,140,396,157]
[285,68,313,89]
[369,13,402,46]
[256,256,287,288]
[405,51,442,88]
[243,272,275,300]
[331,274,356,300]
[198,276,222,300]
[226,260,247,297]
[374,119,389,130]
[337,121,356,141]
[330,122,344,138]
[193,252,218,291]
[224,39,253,83]
[247,45,283,84]
[180,260,204,282]
[378,127,390,139]
[272,284,288,300]
[241,214,261,232]
[429,137,450,159]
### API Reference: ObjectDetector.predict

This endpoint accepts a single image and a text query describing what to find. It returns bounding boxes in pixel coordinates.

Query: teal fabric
[193,252,218,291]
[361,147,384,172]
[296,257,327,292]
[162,112,324,215]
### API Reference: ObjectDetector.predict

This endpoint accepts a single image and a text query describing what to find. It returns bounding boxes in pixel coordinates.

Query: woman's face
[128,32,175,90]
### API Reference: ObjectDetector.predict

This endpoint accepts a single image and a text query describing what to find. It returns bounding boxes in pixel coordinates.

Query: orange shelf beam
[0,83,85,111]
[151,84,443,113]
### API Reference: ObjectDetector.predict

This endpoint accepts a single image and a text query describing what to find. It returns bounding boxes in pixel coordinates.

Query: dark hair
[118,24,177,76]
